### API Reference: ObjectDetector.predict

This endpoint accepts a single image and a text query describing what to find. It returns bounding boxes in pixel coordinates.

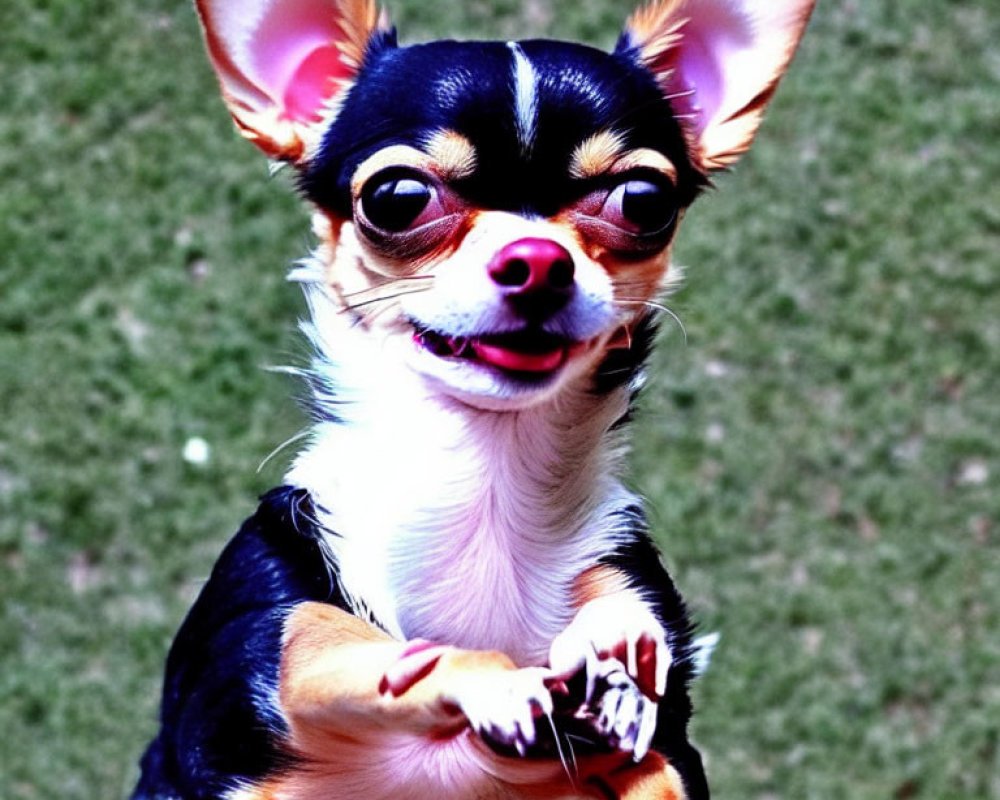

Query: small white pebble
[183,437,211,465]
[956,459,988,486]
[705,423,725,443]
[704,360,729,378]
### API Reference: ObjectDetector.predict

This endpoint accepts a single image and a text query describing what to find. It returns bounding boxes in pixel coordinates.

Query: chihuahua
[131,0,815,798]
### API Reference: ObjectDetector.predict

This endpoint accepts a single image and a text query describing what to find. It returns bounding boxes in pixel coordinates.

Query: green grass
[2,1,997,798]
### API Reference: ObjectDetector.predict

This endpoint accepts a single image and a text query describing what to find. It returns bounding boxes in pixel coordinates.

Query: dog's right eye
[360,173,437,232]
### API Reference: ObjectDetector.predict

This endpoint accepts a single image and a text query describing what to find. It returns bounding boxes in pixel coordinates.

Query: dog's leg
[551,566,672,723]
[280,602,561,774]
[282,602,515,738]
[542,561,705,800]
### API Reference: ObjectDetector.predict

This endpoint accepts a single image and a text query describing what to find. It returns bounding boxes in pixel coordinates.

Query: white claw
[626,630,640,679]
[654,636,670,698]
[633,695,659,762]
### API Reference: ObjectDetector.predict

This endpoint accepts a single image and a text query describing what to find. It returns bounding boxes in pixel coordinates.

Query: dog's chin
[405,324,605,411]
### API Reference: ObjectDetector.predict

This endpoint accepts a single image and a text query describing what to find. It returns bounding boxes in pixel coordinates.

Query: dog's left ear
[619,0,816,171]
[194,0,393,163]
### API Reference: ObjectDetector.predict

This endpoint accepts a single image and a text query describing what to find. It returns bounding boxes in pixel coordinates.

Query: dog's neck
[285,251,640,663]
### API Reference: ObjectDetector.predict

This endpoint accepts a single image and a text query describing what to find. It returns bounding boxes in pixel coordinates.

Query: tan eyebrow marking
[610,147,678,183]
[351,145,430,195]
[570,130,628,179]
[570,131,679,185]
[350,132,477,197]
[423,129,478,180]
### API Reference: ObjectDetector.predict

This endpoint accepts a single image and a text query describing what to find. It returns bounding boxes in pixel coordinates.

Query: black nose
[487,238,575,321]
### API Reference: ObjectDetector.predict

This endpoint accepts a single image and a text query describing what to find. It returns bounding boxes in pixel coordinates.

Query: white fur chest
[285,336,634,665]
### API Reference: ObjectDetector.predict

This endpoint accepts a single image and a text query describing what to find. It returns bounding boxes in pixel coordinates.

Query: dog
[130,1,815,798]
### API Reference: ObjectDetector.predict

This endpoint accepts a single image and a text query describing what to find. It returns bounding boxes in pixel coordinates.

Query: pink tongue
[470,341,566,372]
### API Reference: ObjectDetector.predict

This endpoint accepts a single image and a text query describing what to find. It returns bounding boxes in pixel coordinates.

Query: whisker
[257,428,311,473]
[615,298,688,343]
[544,713,577,786]
[612,279,684,298]
[341,284,433,312]
[338,274,435,300]
[663,87,698,101]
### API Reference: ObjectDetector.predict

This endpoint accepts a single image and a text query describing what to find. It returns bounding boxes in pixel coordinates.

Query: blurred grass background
[2,0,998,797]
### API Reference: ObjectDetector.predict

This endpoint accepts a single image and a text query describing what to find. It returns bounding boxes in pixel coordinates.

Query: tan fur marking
[573,565,634,607]
[596,752,689,800]
[611,250,674,331]
[625,0,688,43]
[260,602,695,798]
[610,148,678,183]
[350,135,477,195]
[282,603,508,740]
[350,145,432,195]
[333,0,390,71]
[570,131,628,179]
[570,136,677,187]
[424,129,478,180]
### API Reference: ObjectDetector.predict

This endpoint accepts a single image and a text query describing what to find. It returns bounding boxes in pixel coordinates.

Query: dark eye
[602,179,677,235]
[360,173,437,232]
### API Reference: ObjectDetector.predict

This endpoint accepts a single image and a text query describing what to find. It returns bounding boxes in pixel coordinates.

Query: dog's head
[195,0,814,409]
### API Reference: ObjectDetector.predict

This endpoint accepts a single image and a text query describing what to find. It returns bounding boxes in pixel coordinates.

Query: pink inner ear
[668,32,720,135]
[655,5,753,135]
[282,44,351,122]
[249,0,354,123]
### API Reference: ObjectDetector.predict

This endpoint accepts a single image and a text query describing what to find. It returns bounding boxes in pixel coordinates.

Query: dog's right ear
[619,0,815,171]
[195,0,393,163]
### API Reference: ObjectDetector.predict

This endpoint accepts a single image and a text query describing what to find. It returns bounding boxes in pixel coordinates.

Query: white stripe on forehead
[506,41,538,154]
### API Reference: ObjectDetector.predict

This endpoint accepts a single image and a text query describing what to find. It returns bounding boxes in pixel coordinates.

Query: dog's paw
[454,666,555,756]
[549,594,671,701]
[583,657,659,761]
[380,643,555,757]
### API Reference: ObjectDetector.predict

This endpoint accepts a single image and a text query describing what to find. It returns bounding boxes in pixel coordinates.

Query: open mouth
[413,324,578,376]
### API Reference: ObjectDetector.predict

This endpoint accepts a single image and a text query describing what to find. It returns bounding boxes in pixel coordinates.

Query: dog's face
[302,39,704,405]
[194,0,815,408]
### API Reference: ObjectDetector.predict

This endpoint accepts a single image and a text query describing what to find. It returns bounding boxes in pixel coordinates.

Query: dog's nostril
[548,259,574,289]
[488,238,576,296]
[494,258,532,287]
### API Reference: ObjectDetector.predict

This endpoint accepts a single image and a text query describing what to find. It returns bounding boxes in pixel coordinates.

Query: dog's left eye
[359,173,440,232]
[601,178,677,235]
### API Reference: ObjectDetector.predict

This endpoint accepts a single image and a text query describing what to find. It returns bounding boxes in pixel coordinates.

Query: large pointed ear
[194,0,393,163]
[619,0,816,171]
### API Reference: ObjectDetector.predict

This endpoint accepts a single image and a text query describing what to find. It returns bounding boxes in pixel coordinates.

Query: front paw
[455,666,555,756]
[548,655,658,762]
[549,594,671,701]
[380,643,555,757]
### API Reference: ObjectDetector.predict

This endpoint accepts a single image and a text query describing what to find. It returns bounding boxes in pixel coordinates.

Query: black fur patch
[131,487,346,800]
[600,504,709,800]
